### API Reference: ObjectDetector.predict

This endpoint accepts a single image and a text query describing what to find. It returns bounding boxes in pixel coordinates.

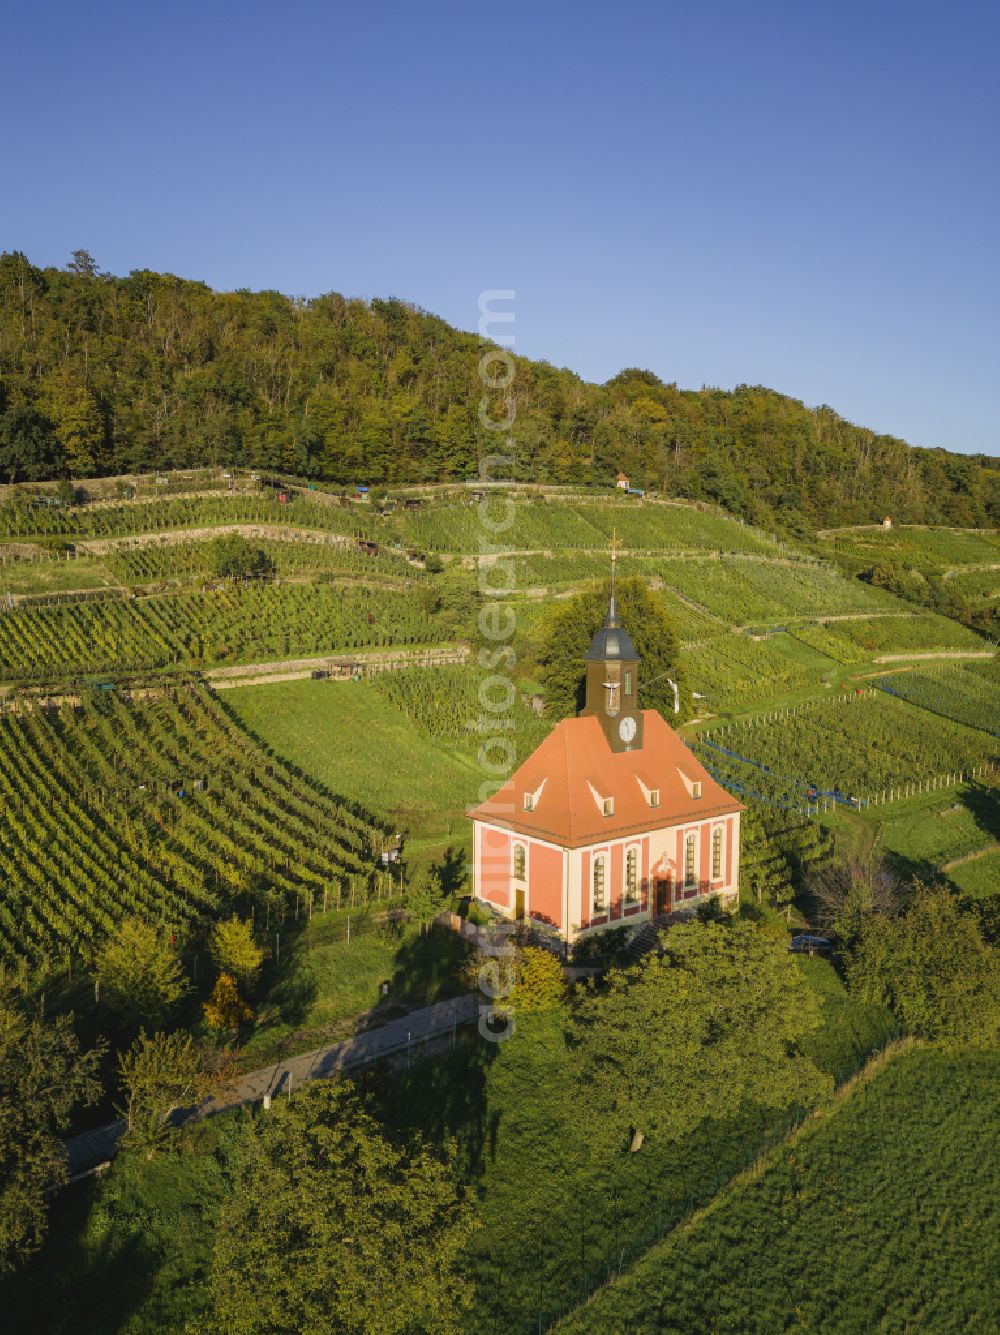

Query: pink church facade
[473,808,740,943]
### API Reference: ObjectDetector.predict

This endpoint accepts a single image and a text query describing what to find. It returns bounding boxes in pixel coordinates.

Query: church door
[655,876,672,916]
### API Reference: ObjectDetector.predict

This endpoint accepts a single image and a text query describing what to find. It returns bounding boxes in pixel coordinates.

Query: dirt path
[941,563,1000,580]
[940,843,1000,872]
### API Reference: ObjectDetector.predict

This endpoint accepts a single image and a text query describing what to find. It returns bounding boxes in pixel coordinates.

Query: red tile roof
[470,711,743,848]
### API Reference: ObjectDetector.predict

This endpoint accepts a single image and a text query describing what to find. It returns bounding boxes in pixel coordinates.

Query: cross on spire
[607,528,619,625]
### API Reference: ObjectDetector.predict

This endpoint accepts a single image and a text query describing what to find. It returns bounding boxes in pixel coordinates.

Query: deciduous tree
[208,916,263,989]
[93,916,187,1030]
[806,856,905,946]
[539,576,688,721]
[203,972,252,1032]
[848,883,1000,1043]
[210,532,274,581]
[210,1081,477,1334]
[569,919,831,1150]
[0,1000,103,1272]
[118,1028,203,1154]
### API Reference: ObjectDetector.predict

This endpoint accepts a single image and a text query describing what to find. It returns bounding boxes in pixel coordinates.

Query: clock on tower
[580,542,643,752]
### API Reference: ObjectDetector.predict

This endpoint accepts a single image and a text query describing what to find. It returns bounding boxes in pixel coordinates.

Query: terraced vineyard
[695,692,996,807]
[682,630,827,709]
[832,611,988,654]
[0,583,439,681]
[104,534,419,586]
[0,489,790,559]
[578,501,786,555]
[789,622,868,664]
[0,492,376,542]
[943,566,1000,610]
[786,612,989,662]
[0,685,384,967]
[657,557,904,624]
[821,524,1000,573]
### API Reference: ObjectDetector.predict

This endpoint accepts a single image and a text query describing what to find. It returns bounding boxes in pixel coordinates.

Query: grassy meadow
[559,1045,1000,1335]
[224,677,482,852]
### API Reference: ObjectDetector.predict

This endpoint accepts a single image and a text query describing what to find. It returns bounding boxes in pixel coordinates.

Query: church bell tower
[580,539,643,752]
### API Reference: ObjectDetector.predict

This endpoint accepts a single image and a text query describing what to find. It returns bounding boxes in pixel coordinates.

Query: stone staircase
[624,914,676,961]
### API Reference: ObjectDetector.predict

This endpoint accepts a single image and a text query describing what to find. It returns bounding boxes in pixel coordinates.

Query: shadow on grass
[261,956,320,1031]
[2,1185,158,1335]
[881,782,1000,888]
[429,845,468,900]
[963,781,1000,842]
[357,1028,498,1178]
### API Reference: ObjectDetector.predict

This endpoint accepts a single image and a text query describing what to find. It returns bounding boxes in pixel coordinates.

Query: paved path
[66,992,478,1178]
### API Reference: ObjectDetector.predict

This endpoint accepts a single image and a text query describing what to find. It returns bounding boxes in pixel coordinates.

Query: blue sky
[2,0,997,454]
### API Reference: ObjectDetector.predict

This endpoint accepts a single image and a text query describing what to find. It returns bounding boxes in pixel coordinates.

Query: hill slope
[1,250,997,531]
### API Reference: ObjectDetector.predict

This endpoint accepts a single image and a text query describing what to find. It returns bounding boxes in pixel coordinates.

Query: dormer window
[648,788,660,808]
[692,781,702,800]
[588,781,615,819]
[523,793,535,811]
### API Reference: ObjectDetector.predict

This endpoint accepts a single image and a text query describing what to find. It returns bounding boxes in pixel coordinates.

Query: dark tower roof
[585,546,637,661]
[585,601,637,661]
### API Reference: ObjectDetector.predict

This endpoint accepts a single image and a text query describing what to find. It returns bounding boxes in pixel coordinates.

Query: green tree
[208,916,263,989]
[509,943,567,1013]
[806,856,905,946]
[539,575,688,720]
[210,1081,477,1334]
[848,883,1000,1043]
[0,252,996,526]
[407,869,442,927]
[210,532,274,581]
[40,378,103,476]
[67,249,100,278]
[569,919,831,1150]
[0,1000,103,1272]
[118,1028,203,1154]
[93,916,187,1030]
[0,407,59,482]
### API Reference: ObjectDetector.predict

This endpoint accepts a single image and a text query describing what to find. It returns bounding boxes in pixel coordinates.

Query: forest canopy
[1,251,996,533]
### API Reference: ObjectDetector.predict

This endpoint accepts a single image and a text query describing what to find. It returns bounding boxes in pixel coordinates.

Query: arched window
[512,844,526,880]
[592,857,607,914]
[684,833,697,888]
[712,827,724,880]
[625,847,639,904]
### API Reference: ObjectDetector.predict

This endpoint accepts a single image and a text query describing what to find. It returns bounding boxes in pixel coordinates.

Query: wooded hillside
[1,250,996,533]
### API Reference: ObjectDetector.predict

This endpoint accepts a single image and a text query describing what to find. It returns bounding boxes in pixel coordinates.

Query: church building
[470,562,743,942]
